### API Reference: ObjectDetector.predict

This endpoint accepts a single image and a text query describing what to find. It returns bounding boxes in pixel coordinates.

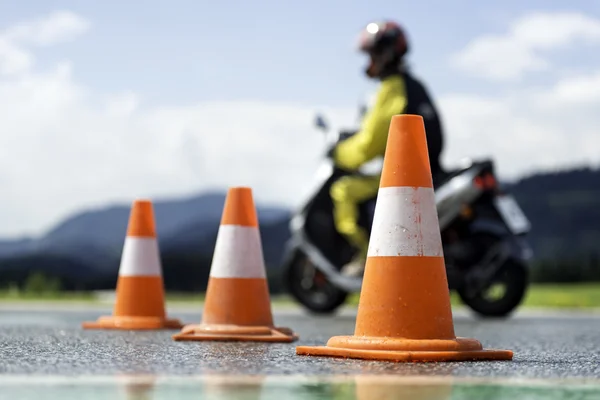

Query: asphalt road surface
[1,304,599,399]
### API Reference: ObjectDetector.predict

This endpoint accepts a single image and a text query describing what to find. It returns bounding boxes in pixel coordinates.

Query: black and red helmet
[356,20,409,78]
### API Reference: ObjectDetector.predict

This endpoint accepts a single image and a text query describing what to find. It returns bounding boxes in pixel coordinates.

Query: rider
[330,20,445,277]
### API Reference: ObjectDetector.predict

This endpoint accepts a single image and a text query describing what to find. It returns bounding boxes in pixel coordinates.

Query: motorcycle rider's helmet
[356,20,409,79]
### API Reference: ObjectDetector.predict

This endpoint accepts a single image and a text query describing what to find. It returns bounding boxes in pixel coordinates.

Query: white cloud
[0,11,356,237]
[441,10,600,185]
[2,10,91,46]
[0,67,355,237]
[0,10,90,76]
[539,70,600,105]
[439,69,600,179]
[0,37,33,75]
[451,11,600,81]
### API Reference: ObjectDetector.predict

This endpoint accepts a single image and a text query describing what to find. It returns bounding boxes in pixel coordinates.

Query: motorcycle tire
[283,249,348,315]
[458,259,529,318]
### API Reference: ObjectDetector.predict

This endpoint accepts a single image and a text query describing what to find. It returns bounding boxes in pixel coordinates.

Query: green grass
[341,283,600,309]
[1,283,599,309]
[0,290,96,303]
[519,283,600,308]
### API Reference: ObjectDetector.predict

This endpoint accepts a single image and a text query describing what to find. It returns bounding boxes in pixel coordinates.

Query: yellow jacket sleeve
[333,75,407,171]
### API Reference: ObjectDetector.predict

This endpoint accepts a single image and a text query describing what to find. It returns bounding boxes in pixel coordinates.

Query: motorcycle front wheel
[283,249,348,315]
[458,258,529,318]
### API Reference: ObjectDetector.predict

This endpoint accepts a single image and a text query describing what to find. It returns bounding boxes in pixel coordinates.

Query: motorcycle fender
[469,218,511,237]
[469,218,534,266]
[506,235,534,266]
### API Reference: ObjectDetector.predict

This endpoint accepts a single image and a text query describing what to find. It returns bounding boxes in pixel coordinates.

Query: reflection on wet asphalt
[1,375,599,400]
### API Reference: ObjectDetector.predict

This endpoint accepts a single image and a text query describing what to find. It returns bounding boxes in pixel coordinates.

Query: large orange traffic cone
[82,199,183,330]
[172,187,298,342]
[296,114,513,362]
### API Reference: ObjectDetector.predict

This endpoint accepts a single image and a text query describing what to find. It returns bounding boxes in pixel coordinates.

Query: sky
[0,0,599,238]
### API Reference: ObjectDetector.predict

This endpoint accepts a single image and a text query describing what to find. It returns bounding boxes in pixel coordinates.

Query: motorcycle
[281,113,534,318]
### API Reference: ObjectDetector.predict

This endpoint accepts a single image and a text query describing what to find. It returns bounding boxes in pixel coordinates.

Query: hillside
[0,166,599,291]
[507,167,600,261]
[0,191,291,291]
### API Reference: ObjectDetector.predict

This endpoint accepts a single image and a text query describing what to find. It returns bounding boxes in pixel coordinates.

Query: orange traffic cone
[82,199,183,330]
[296,114,513,362]
[172,187,298,342]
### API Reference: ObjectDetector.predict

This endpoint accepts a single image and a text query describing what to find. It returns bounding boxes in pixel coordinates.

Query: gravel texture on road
[0,307,599,379]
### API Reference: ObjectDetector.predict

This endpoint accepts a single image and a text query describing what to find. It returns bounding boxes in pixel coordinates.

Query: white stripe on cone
[367,186,444,258]
[118,237,163,277]
[209,225,266,279]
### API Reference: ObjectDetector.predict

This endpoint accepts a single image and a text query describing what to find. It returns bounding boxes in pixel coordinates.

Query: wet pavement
[0,305,599,399]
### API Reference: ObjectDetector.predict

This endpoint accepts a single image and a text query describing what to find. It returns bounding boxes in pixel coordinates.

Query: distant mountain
[506,167,600,261]
[0,191,288,260]
[0,238,36,258]
[0,191,292,288]
[0,166,599,289]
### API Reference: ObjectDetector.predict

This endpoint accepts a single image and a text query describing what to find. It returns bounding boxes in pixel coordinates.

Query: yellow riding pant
[330,174,381,260]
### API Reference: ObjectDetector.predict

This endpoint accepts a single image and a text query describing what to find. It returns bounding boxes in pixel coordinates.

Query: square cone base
[82,316,183,330]
[296,336,513,363]
[172,323,299,343]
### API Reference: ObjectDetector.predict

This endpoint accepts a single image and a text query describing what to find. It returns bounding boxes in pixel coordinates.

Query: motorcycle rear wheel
[458,258,529,318]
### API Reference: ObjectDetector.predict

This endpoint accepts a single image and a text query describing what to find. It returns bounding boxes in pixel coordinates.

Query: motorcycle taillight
[473,172,497,191]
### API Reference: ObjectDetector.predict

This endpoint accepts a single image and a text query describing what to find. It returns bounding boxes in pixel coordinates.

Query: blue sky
[0,1,599,237]
[2,0,598,106]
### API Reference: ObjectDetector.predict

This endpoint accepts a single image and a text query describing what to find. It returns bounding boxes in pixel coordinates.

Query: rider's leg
[330,174,381,277]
